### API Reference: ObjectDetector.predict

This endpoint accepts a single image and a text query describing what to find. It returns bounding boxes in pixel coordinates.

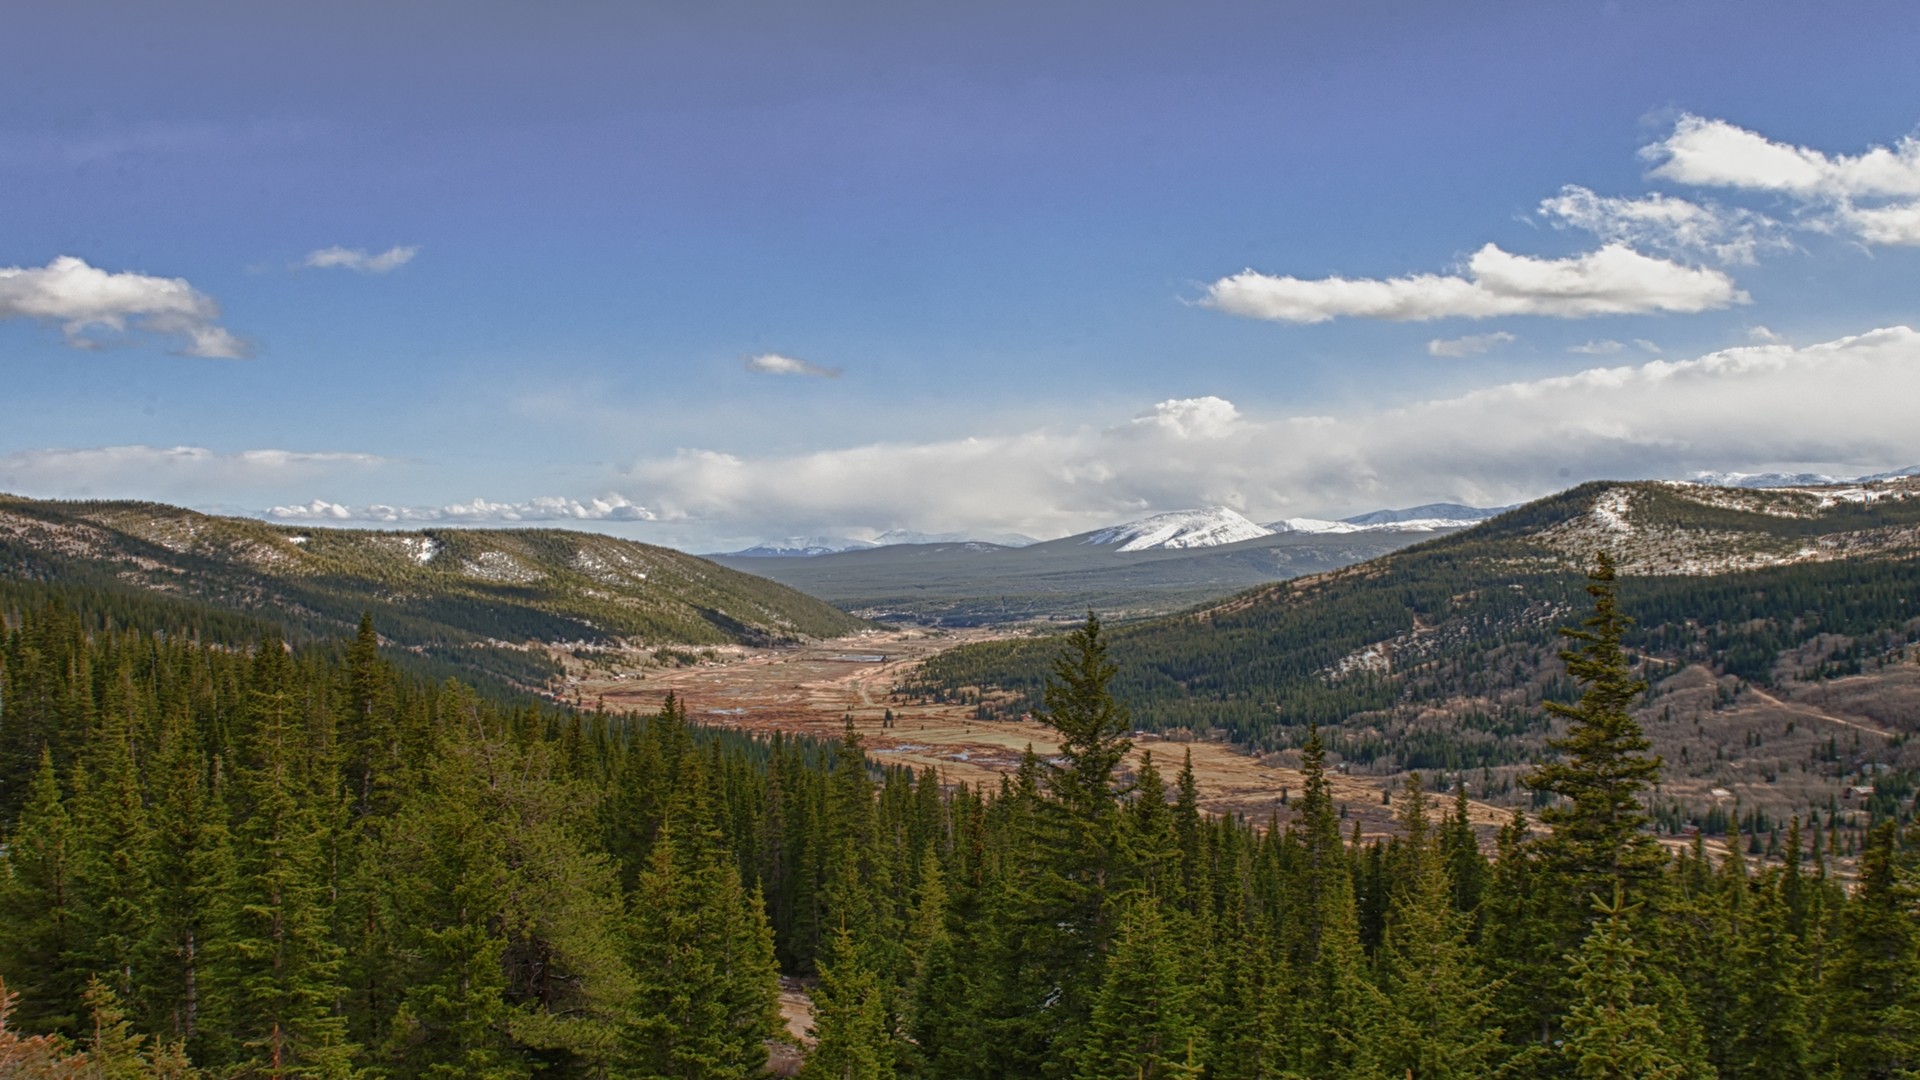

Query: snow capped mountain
[1266,517,1364,534]
[721,537,877,557]
[1082,507,1274,552]
[1265,509,1492,534]
[1689,465,1920,488]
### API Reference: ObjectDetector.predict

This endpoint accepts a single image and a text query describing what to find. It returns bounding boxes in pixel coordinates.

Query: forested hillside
[912,480,1920,832]
[0,493,867,690]
[2,578,1918,1078]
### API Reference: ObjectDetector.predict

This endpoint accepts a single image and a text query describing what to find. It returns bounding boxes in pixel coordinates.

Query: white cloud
[1569,339,1624,355]
[0,445,385,501]
[0,256,251,358]
[1538,185,1790,265]
[1645,114,1920,199]
[300,245,419,273]
[1641,116,1920,248]
[1836,200,1920,246]
[578,326,1920,538]
[265,494,654,524]
[1427,331,1516,358]
[744,352,842,378]
[1202,243,1743,324]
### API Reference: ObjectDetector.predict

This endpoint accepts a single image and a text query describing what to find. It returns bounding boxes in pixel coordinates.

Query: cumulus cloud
[744,352,842,378]
[1645,114,1920,199]
[1427,331,1516,357]
[586,326,1920,538]
[0,256,251,358]
[1569,339,1624,355]
[1202,243,1743,324]
[300,245,419,273]
[265,494,654,524]
[1643,115,1920,247]
[1538,185,1790,265]
[0,445,385,501]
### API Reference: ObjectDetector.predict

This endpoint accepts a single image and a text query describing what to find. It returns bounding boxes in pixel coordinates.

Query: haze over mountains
[710,503,1506,623]
[719,501,1506,558]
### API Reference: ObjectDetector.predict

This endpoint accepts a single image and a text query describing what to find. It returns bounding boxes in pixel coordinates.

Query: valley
[574,627,1551,842]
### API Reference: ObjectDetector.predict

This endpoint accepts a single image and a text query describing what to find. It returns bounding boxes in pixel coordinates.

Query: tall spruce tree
[1523,552,1665,898]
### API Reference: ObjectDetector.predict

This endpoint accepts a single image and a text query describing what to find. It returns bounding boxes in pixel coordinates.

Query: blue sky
[5,1,1920,549]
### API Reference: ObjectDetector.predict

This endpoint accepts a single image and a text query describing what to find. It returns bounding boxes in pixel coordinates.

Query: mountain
[1339,502,1511,525]
[1081,506,1273,551]
[0,493,867,688]
[873,528,1040,547]
[719,529,1039,557]
[711,513,1467,625]
[724,536,879,557]
[1690,464,1920,487]
[912,476,1920,826]
[1268,503,1508,534]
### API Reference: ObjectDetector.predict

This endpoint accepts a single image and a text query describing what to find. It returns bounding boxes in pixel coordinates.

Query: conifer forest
[2,559,1917,1079]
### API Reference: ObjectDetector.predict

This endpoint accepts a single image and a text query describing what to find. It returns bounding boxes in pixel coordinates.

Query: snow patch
[1084,507,1274,551]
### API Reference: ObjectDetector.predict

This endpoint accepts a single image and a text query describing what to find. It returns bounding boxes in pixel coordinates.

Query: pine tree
[1816,822,1919,1079]
[1560,888,1711,1080]
[218,641,355,1078]
[1523,553,1665,899]
[0,749,84,1035]
[1072,898,1197,1080]
[1361,772,1504,1080]
[68,681,156,1005]
[137,717,236,1057]
[802,927,895,1080]
[76,977,194,1080]
[1039,613,1131,818]
[1440,781,1488,924]
[1274,723,1377,1077]
[622,756,780,1080]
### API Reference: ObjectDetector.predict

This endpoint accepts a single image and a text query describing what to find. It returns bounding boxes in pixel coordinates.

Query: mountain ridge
[0,492,867,689]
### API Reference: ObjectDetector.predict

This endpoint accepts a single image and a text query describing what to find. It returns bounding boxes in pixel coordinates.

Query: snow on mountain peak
[1084,507,1273,552]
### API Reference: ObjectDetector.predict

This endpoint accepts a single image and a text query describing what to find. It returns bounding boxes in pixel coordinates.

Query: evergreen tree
[218,641,355,1078]
[1523,553,1665,899]
[1440,781,1488,924]
[1560,889,1711,1080]
[802,927,895,1080]
[69,678,156,1005]
[137,718,235,1058]
[1817,822,1919,1079]
[1361,772,1504,1080]
[0,749,84,1034]
[622,757,780,1080]
[1072,898,1197,1080]
[1039,613,1131,818]
[1274,724,1377,1077]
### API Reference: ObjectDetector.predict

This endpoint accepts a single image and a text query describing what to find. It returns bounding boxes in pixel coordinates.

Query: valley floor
[574,628,1518,844]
